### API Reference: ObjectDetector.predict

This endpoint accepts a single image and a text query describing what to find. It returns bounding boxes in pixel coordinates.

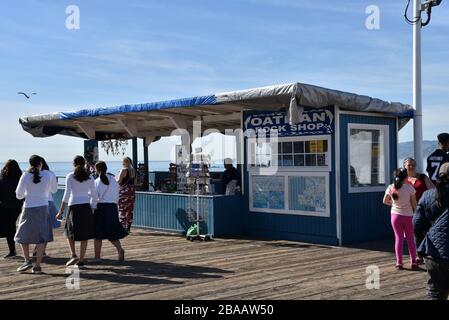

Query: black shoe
[75,261,85,267]
[32,266,42,274]
[3,252,16,259]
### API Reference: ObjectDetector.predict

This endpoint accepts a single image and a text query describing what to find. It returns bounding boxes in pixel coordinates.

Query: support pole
[132,137,138,170]
[413,0,424,172]
[143,137,149,191]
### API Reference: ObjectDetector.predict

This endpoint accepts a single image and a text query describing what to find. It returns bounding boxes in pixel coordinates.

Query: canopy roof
[19,82,413,141]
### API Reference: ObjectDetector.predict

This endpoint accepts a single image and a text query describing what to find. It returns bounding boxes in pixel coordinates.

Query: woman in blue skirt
[15,155,56,274]
[91,161,126,263]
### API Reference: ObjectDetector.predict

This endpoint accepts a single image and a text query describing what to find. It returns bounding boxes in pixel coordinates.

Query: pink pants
[391,213,417,266]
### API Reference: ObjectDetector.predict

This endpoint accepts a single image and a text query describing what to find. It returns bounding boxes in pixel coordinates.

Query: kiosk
[20,82,413,245]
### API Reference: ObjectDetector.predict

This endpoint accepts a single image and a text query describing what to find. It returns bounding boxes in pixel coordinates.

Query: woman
[403,157,434,202]
[116,157,136,233]
[15,155,56,274]
[413,162,449,300]
[0,160,24,258]
[403,157,434,265]
[91,161,127,263]
[32,157,59,259]
[383,167,418,270]
[56,156,96,267]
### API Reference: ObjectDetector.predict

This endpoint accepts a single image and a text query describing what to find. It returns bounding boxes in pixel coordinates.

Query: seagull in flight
[18,92,37,99]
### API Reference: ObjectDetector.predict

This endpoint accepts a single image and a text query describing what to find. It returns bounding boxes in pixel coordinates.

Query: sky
[0,0,448,162]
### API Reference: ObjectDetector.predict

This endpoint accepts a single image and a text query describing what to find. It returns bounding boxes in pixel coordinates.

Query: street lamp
[406,0,443,172]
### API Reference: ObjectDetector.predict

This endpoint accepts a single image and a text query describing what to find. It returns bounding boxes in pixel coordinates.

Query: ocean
[1,161,225,178]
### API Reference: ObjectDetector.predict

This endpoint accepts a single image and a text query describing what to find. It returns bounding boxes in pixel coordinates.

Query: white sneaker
[17,260,33,272]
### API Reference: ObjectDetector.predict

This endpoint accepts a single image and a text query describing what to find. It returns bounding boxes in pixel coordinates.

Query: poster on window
[289,176,327,213]
[251,175,285,210]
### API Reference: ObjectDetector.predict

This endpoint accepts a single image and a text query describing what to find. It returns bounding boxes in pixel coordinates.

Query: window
[348,124,389,193]
[248,136,331,172]
[249,172,330,217]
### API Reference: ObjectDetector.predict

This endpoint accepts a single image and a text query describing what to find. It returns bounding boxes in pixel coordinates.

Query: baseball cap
[437,133,449,144]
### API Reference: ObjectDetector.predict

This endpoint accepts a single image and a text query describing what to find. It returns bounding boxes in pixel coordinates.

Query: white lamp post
[413,0,423,172]
[412,0,442,172]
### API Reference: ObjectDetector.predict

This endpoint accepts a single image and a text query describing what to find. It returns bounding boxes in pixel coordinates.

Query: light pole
[413,0,423,172]
[411,0,443,172]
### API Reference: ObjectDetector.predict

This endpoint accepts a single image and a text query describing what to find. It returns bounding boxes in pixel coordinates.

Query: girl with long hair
[383,167,418,270]
[91,161,127,263]
[14,155,56,273]
[0,160,23,258]
[56,155,96,267]
[116,157,136,233]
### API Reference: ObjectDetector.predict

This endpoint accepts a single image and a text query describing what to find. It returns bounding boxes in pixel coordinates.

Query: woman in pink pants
[383,167,418,270]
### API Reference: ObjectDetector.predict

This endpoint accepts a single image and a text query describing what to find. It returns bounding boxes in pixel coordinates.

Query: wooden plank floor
[0,228,428,300]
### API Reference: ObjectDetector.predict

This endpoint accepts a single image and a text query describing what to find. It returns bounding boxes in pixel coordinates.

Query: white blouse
[93,174,119,206]
[16,170,57,208]
[62,172,96,207]
[46,170,58,202]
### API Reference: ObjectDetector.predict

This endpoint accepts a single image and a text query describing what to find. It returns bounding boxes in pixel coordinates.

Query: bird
[18,92,37,99]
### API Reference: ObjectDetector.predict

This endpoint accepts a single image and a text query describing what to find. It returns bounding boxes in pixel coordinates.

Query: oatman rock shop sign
[244,108,334,138]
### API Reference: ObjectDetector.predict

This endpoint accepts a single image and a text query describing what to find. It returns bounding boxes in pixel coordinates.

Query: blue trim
[59,95,217,120]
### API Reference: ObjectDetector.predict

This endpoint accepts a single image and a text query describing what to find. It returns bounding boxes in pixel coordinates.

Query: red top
[404,175,428,202]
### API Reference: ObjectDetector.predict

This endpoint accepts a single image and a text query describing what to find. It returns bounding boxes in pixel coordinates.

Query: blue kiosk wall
[241,107,339,245]
[339,114,397,245]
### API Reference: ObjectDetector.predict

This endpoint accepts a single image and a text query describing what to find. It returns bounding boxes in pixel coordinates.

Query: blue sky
[1,0,448,162]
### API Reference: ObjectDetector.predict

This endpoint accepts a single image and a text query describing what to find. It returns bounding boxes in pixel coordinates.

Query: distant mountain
[398,140,438,160]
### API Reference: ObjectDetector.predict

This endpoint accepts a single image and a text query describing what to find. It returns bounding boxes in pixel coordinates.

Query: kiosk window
[249,136,330,170]
[348,124,389,193]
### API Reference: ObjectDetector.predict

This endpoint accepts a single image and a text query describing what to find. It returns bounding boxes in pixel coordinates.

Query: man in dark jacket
[221,158,240,195]
[413,162,449,300]
[426,132,449,184]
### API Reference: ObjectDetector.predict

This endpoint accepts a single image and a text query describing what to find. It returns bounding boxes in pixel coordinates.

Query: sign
[251,175,285,210]
[244,108,334,138]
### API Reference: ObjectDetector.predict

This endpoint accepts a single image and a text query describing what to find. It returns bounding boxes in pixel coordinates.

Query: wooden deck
[0,228,428,300]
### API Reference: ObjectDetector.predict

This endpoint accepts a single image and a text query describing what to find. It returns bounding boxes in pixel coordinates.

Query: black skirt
[0,204,22,238]
[64,203,94,241]
[94,203,128,241]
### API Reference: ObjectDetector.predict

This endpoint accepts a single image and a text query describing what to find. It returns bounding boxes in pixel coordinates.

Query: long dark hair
[390,168,408,200]
[95,161,109,186]
[28,155,42,184]
[40,157,50,171]
[73,155,89,182]
[1,159,22,180]
[436,173,449,210]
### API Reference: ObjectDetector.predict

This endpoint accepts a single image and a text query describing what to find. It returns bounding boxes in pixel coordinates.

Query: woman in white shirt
[15,155,56,274]
[32,157,59,259]
[91,161,127,263]
[56,156,96,267]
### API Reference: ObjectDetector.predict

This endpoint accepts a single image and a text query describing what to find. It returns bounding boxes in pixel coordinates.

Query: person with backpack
[413,162,449,300]
[383,167,418,270]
